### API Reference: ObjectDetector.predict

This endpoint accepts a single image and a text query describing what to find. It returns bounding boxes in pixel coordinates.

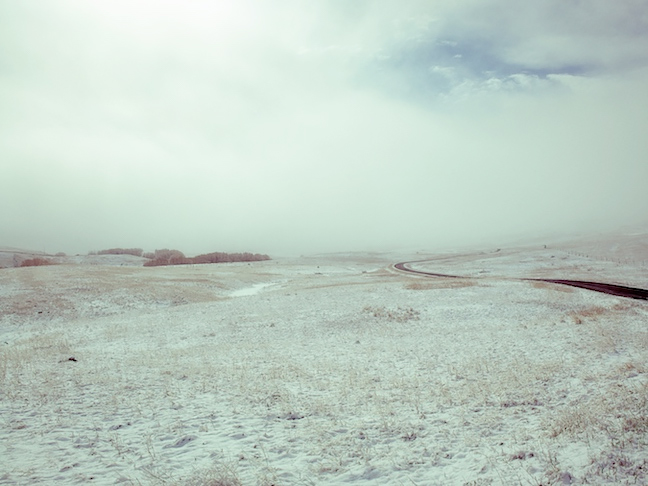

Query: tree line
[142,249,271,267]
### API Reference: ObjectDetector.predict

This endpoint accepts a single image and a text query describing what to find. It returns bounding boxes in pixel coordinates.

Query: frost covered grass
[1,246,647,485]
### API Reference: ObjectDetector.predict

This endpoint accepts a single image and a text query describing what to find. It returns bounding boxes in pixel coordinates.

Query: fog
[2,0,647,256]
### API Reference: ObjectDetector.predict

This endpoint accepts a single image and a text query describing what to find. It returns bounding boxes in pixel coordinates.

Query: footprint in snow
[164,435,197,448]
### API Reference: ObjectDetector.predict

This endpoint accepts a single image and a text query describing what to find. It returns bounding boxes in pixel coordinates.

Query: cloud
[1,1,647,255]
[349,0,648,100]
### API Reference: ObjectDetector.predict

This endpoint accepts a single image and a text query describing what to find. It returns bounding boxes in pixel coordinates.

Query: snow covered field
[1,239,647,485]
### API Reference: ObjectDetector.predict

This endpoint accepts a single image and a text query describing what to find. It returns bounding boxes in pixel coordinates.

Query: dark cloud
[354,0,648,100]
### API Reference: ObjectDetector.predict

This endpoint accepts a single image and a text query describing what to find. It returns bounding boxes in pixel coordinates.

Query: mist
[2,0,647,256]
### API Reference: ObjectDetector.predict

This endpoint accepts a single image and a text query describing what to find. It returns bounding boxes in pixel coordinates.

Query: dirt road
[394,261,648,300]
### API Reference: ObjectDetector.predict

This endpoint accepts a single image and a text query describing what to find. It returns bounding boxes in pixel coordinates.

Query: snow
[230,282,278,297]
[1,237,647,485]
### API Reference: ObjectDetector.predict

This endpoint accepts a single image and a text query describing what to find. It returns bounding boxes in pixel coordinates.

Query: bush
[97,248,144,257]
[143,249,190,267]
[20,257,55,267]
[192,252,271,264]
[143,250,271,267]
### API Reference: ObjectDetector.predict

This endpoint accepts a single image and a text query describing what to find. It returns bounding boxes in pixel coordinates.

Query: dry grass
[2,252,647,485]
[564,302,637,328]
[147,461,243,486]
[0,330,77,404]
[545,380,648,483]
[530,280,576,293]
[362,305,421,322]
[0,265,230,323]
[567,305,609,324]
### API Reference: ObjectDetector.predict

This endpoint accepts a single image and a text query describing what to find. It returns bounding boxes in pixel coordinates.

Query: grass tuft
[363,305,420,322]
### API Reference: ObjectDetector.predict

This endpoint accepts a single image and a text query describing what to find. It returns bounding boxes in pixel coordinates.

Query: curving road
[393,261,648,300]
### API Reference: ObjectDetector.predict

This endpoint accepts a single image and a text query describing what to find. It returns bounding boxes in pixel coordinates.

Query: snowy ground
[1,238,647,485]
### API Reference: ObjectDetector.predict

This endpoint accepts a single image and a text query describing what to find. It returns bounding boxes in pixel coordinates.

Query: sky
[1,0,648,256]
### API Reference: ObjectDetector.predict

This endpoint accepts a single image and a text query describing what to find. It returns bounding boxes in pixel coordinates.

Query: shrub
[20,257,55,267]
[143,250,271,267]
[97,248,144,257]
[192,252,271,264]
[143,249,190,267]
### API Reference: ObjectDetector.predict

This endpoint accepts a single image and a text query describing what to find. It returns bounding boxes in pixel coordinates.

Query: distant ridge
[0,246,48,254]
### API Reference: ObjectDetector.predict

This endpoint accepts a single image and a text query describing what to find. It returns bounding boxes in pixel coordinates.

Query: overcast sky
[2,0,647,256]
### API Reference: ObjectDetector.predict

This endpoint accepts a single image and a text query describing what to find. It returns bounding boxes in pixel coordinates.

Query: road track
[393,261,648,300]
